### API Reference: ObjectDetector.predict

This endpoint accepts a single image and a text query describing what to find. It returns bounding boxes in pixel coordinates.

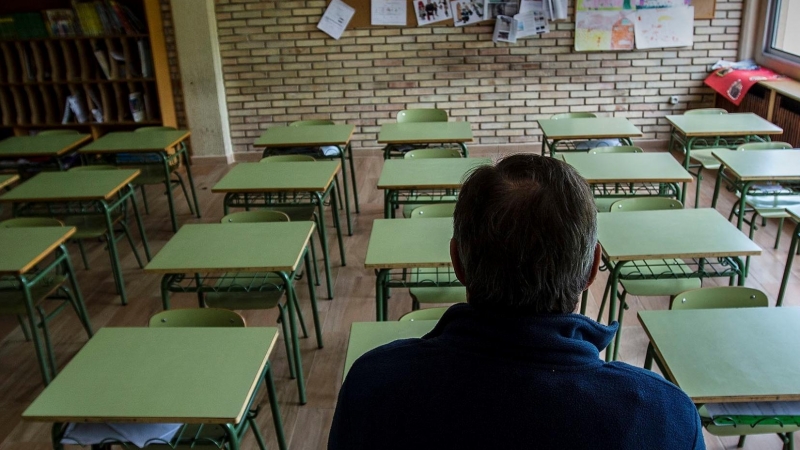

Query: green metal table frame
[377,122,472,160]
[6,184,151,306]
[80,131,201,233]
[1,238,92,386]
[259,128,358,236]
[777,207,800,307]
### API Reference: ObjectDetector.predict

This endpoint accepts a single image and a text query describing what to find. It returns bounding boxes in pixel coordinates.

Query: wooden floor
[1,146,799,450]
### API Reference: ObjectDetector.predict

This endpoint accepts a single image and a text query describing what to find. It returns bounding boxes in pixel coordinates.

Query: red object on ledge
[704,67,783,106]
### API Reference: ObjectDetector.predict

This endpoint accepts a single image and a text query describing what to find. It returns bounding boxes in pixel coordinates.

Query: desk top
[211,161,340,193]
[639,307,800,403]
[0,170,140,202]
[760,79,800,103]
[537,117,643,140]
[377,122,474,144]
[0,174,20,190]
[665,113,783,137]
[23,327,278,424]
[0,134,91,158]
[377,158,491,189]
[145,222,314,274]
[79,130,190,154]
[713,149,800,181]
[563,153,692,183]
[0,227,76,275]
[786,205,800,222]
[344,320,438,377]
[598,208,761,261]
[365,218,452,269]
[254,124,354,148]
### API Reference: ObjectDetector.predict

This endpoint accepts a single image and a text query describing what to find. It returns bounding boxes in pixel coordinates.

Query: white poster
[634,6,694,49]
[372,0,407,26]
[449,0,486,26]
[415,0,453,26]
[515,0,549,38]
[317,0,355,40]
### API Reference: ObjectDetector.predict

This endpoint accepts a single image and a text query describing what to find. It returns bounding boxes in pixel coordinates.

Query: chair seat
[699,405,800,437]
[690,148,731,170]
[616,259,702,297]
[62,214,124,239]
[744,195,800,216]
[0,275,67,314]
[120,164,178,185]
[204,273,285,310]
[409,269,465,304]
[401,198,457,218]
[594,197,618,213]
[268,205,317,222]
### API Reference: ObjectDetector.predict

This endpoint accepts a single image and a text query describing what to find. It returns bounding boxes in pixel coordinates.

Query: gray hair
[452,153,598,313]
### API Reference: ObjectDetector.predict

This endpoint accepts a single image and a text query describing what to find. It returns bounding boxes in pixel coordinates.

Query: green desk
[665,113,783,205]
[377,122,473,159]
[145,222,320,405]
[537,117,643,157]
[597,208,761,361]
[365,218,455,321]
[777,206,800,306]
[344,320,438,377]
[0,134,91,171]
[639,307,800,403]
[0,173,19,190]
[563,153,692,209]
[255,124,357,234]
[377,158,491,218]
[0,226,91,385]
[212,161,345,299]
[23,327,287,450]
[711,150,800,230]
[79,130,199,233]
[0,170,150,306]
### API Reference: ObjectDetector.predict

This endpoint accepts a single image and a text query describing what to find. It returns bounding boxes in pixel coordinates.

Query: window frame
[756,0,800,79]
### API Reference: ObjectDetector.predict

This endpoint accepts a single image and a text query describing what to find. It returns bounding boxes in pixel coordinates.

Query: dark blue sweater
[329,303,705,449]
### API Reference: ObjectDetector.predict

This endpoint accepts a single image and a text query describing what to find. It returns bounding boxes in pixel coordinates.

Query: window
[757,0,800,79]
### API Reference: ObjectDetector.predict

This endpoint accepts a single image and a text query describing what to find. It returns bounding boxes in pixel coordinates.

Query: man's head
[450,154,600,314]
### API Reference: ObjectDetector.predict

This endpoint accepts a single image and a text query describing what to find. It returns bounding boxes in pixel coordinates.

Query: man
[329,154,705,449]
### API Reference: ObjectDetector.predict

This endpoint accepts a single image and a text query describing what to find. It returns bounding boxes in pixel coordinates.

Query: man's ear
[450,239,466,284]
[584,243,602,290]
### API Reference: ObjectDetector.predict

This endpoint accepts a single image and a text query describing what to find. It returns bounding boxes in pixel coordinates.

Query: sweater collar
[422,303,618,370]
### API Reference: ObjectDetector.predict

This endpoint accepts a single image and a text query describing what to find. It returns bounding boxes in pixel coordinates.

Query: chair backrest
[609,197,683,212]
[38,129,80,136]
[289,120,335,127]
[396,109,448,123]
[399,307,449,322]
[260,155,316,163]
[684,108,728,115]
[404,148,462,159]
[134,126,177,132]
[0,217,64,228]
[736,142,793,151]
[70,165,118,171]
[550,112,597,120]
[588,146,644,154]
[671,286,768,310]
[221,210,290,223]
[409,203,456,219]
[149,308,246,327]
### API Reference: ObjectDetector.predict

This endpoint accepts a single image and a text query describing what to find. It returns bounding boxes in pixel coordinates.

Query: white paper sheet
[415,0,454,26]
[317,0,356,40]
[449,0,487,26]
[372,0,407,25]
[493,15,517,43]
[634,6,694,49]
[515,1,549,38]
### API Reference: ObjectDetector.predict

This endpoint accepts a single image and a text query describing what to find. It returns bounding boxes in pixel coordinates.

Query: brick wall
[213,0,742,153]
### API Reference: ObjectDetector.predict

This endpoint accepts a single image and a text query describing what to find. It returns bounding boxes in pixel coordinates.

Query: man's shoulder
[604,360,697,408]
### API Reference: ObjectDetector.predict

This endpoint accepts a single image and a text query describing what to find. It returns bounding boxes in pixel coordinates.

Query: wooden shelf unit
[0,0,176,139]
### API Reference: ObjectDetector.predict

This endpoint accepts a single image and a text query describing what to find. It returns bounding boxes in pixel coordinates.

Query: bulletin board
[694,0,715,20]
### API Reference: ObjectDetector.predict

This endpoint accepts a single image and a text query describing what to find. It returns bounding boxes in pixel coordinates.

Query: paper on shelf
[317,0,355,40]
[372,0,407,26]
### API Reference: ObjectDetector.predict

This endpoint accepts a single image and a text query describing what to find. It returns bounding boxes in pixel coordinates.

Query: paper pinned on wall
[575,10,634,51]
[450,0,486,26]
[317,0,355,40]
[415,0,453,26]
[493,15,517,43]
[634,6,694,49]
[515,0,549,39]
[372,0,407,26]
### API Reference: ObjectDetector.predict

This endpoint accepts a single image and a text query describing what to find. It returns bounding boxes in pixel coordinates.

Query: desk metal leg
[264,363,288,450]
[180,146,201,219]
[330,185,346,267]
[314,192,334,299]
[347,143,360,214]
[305,249,323,349]
[338,150,353,236]
[223,424,241,450]
[778,222,800,307]
[62,245,93,336]
[160,275,174,310]
[375,269,389,321]
[459,142,469,158]
[101,202,127,305]
[280,271,306,404]
[129,187,151,261]
[161,156,179,232]
[19,275,52,385]
[605,262,625,362]
[579,290,589,316]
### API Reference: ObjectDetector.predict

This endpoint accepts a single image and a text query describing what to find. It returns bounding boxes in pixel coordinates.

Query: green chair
[550,112,597,120]
[408,204,465,311]
[61,166,145,298]
[121,126,195,218]
[259,154,316,163]
[400,148,461,218]
[736,142,793,151]
[684,108,728,115]
[646,286,794,450]
[399,307,448,322]
[599,198,701,360]
[0,217,93,382]
[588,146,643,154]
[386,109,450,159]
[147,308,287,450]
[202,211,322,389]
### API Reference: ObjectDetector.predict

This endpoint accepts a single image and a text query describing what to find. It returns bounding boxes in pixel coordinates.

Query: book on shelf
[13,13,49,39]
[0,16,15,40]
[109,1,144,34]
[138,40,152,77]
[73,1,104,36]
[44,9,80,37]
[94,48,112,79]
